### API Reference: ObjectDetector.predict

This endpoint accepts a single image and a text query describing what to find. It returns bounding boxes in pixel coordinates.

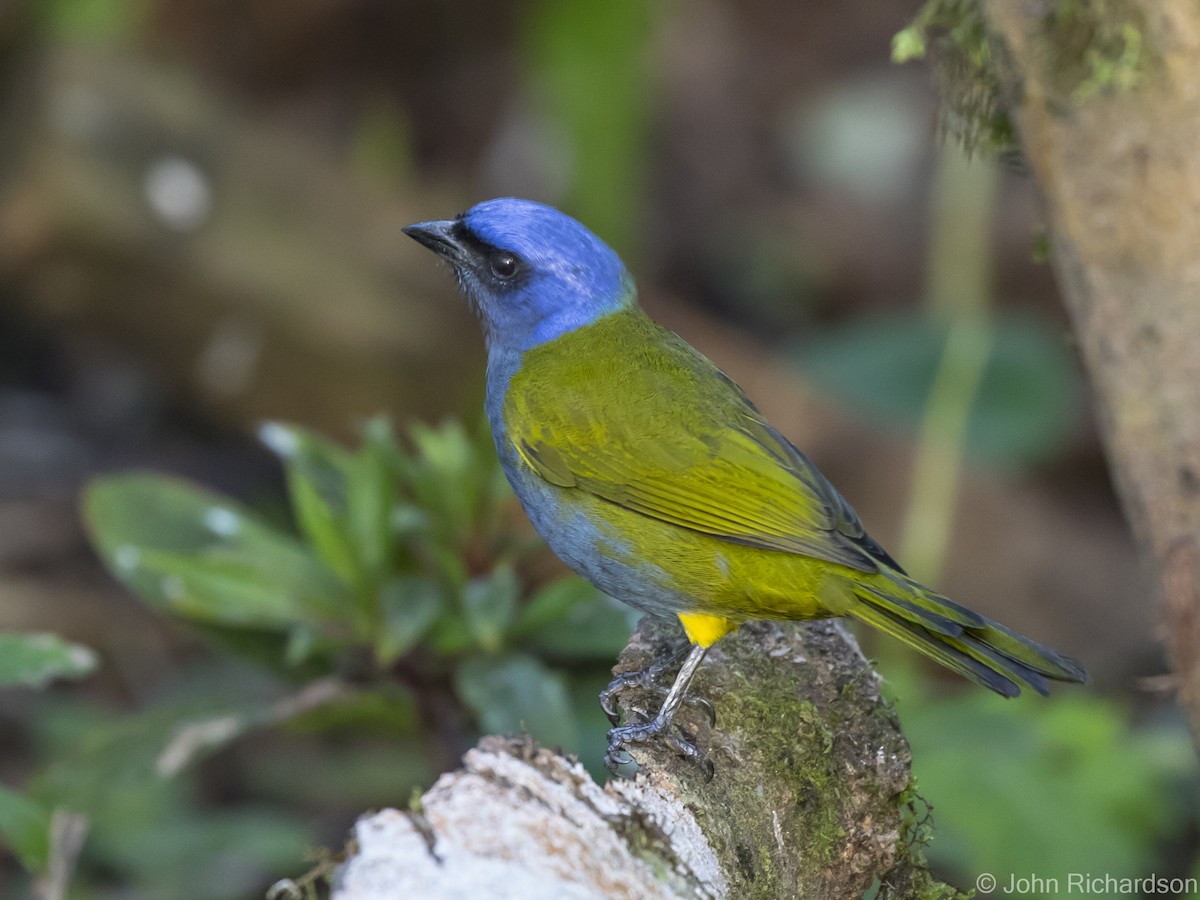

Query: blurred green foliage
[799,310,1082,470]
[0,633,96,690]
[0,783,50,876]
[887,663,1196,897]
[84,418,633,763]
[0,634,96,876]
[521,0,659,255]
[0,418,634,897]
[35,0,147,42]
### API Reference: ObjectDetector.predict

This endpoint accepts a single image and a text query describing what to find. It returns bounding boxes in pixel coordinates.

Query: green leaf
[84,474,349,633]
[288,472,357,585]
[0,632,97,688]
[454,653,577,752]
[798,311,1081,468]
[519,592,637,661]
[376,576,445,664]
[0,782,51,872]
[461,565,519,652]
[405,420,480,544]
[509,576,600,638]
[348,417,400,583]
[259,422,352,508]
[261,422,358,585]
[426,613,475,656]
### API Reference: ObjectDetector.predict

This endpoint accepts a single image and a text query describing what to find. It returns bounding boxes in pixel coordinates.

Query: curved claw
[603,744,637,775]
[599,669,648,725]
[689,695,717,727]
[599,642,691,724]
[605,719,714,780]
[602,641,715,778]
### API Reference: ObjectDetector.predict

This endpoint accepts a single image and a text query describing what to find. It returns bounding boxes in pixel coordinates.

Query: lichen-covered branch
[332,617,958,899]
[980,0,1200,744]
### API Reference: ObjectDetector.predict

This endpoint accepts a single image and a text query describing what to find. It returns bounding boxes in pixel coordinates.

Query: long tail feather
[849,572,1088,697]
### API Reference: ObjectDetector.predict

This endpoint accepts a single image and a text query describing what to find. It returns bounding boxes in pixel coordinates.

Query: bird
[403,198,1088,775]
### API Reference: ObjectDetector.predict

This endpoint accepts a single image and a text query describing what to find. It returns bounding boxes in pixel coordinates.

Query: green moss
[617,619,930,897]
[893,0,1152,156]
[892,0,1010,156]
[1044,0,1147,103]
[866,779,972,899]
[717,679,845,869]
[406,786,424,813]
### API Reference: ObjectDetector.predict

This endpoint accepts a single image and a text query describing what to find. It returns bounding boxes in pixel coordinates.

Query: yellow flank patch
[678,612,736,648]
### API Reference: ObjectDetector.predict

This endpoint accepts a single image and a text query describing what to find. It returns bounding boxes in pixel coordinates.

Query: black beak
[402,219,466,262]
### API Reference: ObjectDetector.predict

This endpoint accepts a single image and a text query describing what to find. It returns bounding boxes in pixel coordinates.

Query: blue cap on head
[405,198,633,351]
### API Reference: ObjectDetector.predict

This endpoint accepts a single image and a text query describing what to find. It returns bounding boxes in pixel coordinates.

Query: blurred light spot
[204,507,240,537]
[781,71,929,208]
[161,576,185,601]
[144,156,212,231]
[259,422,299,459]
[195,317,261,397]
[390,505,426,534]
[114,545,140,573]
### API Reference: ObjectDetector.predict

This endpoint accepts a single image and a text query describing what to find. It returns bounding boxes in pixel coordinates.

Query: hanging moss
[893,0,1152,157]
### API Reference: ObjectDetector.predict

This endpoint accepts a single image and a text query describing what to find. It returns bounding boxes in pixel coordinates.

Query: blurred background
[0,1,1194,897]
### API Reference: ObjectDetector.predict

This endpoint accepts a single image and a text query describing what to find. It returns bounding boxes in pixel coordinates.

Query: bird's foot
[599,660,716,727]
[605,716,714,781]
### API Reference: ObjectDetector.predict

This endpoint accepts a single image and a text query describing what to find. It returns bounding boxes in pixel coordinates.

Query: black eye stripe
[452,218,528,286]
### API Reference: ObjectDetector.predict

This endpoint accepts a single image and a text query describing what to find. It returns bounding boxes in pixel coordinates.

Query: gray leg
[605,643,714,780]
[599,642,716,726]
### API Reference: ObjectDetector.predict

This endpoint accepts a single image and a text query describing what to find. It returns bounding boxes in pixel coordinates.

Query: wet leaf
[84,475,348,633]
[0,633,97,689]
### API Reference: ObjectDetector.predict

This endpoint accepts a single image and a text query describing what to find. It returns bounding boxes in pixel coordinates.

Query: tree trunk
[981,0,1200,745]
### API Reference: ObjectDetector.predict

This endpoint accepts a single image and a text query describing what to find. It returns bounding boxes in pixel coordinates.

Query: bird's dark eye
[489,252,519,279]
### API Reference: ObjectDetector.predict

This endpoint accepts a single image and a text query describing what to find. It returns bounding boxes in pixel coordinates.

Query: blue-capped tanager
[404,198,1087,774]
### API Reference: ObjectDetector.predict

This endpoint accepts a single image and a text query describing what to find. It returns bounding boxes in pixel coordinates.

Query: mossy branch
[331,616,962,899]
